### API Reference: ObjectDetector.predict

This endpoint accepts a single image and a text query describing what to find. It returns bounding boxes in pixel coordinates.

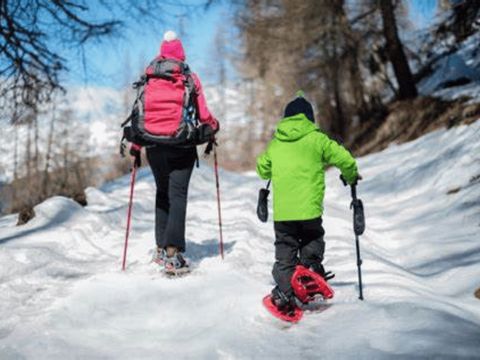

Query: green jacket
[256,113,358,221]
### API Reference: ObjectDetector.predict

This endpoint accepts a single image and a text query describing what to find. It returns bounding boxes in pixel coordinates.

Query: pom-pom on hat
[163,30,177,42]
[160,30,185,61]
[284,91,315,123]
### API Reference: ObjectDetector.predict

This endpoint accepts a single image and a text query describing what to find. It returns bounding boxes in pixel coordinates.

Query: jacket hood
[275,113,318,142]
[160,39,186,61]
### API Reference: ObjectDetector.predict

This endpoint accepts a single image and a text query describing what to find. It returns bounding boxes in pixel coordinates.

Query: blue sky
[66,1,229,88]
[66,0,437,89]
[409,0,437,28]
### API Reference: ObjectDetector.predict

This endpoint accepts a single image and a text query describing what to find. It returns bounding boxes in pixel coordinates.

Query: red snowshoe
[262,294,303,322]
[262,265,334,323]
[263,285,303,323]
[291,265,334,303]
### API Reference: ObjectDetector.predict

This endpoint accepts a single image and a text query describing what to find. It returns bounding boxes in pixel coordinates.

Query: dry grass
[2,158,98,225]
[352,96,480,156]
[103,155,134,183]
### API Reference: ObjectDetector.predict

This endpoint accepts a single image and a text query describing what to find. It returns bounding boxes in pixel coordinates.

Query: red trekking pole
[213,144,224,259]
[122,164,138,271]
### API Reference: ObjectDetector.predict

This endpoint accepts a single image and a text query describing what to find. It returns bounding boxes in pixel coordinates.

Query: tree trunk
[26,121,32,189]
[379,0,417,99]
[332,68,346,141]
[43,110,56,197]
[12,125,19,210]
[329,13,346,141]
[336,0,369,124]
[34,116,39,170]
[13,125,18,182]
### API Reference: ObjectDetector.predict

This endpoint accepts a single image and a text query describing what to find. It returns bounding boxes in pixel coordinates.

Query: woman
[130,31,219,274]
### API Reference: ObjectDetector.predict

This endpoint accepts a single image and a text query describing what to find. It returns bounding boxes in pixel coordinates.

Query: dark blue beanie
[284,96,315,123]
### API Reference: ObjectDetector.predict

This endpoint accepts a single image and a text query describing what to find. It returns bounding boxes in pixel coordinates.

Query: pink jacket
[132,38,218,151]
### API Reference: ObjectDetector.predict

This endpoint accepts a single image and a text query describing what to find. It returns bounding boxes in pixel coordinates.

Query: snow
[419,53,480,94]
[1,120,480,359]
[417,30,480,101]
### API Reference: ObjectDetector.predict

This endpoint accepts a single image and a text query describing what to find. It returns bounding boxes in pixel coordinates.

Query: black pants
[272,217,325,297]
[146,146,196,252]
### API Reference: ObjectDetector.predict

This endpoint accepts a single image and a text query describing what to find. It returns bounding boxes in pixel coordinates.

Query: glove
[213,120,220,134]
[354,173,363,185]
[130,144,142,168]
[203,138,217,158]
[340,173,362,186]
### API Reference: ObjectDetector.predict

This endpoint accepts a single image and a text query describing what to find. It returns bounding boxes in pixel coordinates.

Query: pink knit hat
[160,31,185,61]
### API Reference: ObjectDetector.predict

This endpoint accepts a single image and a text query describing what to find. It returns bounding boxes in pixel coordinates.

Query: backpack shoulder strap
[143,57,197,110]
[181,64,197,109]
[121,75,147,128]
[146,58,188,81]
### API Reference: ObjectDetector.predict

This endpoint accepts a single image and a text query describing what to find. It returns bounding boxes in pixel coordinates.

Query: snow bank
[1,121,479,359]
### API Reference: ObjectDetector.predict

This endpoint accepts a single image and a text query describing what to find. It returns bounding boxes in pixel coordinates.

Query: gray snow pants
[272,217,325,298]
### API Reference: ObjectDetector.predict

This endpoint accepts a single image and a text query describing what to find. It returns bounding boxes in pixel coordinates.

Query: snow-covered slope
[416,30,480,101]
[1,121,479,359]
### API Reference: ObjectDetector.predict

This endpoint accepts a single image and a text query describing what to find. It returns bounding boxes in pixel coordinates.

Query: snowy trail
[1,122,480,359]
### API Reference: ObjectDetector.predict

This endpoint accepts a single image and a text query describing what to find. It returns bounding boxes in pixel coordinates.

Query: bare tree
[378,0,417,99]
[235,0,373,144]
[0,0,216,114]
[0,0,121,112]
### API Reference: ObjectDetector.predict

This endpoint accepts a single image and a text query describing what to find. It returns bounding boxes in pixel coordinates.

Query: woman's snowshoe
[164,251,190,276]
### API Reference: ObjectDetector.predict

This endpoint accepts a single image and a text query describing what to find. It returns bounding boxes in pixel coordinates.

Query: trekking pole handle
[339,174,360,200]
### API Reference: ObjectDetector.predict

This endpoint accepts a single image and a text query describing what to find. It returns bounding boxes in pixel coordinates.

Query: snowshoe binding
[263,287,303,323]
[310,263,335,282]
[152,247,166,265]
[164,250,190,277]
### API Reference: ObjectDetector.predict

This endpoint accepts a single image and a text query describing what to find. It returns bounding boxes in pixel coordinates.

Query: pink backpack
[122,58,214,147]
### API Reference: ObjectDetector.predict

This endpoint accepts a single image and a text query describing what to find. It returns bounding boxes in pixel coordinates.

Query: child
[256,93,359,312]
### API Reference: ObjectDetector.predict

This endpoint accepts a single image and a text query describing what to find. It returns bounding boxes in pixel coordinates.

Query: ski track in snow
[1,122,480,359]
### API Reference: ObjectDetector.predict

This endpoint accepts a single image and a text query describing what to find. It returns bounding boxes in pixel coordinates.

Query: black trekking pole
[205,139,224,259]
[341,175,365,300]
